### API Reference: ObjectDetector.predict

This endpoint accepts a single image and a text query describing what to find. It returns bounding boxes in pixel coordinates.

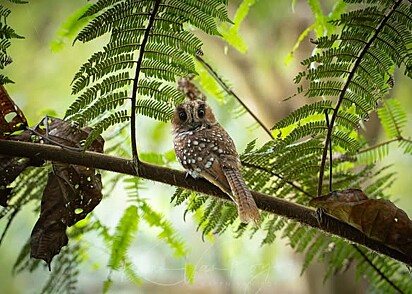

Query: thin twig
[242,161,313,198]
[357,137,408,154]
[196,55,274,139]
[27,127,82,152]
[317,0,402,196]
[0,208,19,245]
[130,0,161,163]
[353,245,404,294]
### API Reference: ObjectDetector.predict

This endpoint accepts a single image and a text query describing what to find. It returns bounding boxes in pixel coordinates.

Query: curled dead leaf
[0,85,27,138]
[0,91,105,269]
[309,189,412,257]
[30,121,104,269]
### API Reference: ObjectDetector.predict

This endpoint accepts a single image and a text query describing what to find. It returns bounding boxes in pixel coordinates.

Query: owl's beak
[189,121,202,130]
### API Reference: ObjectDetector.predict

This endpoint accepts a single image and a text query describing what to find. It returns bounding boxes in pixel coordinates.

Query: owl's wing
[200,155,260,224]
[199,157,233,197]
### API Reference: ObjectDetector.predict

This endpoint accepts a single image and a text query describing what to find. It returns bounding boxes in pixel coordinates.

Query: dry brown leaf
[309,189,412,256]
[0,85,27,138]
[30,120,104,269]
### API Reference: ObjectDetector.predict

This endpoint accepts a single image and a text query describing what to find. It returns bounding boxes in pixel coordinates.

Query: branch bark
[0,139,411,266]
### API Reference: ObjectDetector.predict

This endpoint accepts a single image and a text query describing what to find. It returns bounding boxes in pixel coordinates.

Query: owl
[172,99,260,224]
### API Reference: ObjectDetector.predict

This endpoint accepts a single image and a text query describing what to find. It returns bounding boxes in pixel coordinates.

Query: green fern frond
[66,72,132,120]
[335,111,360,130]
[399,139,412,155]
[40,245,80,294]
[135,99,174,122]
[273,101,333,129]
[85,110,130,149]
[109,205,139,270]
[261,215,286,245]
[353,249,411,294]
[293,227,318,254]
[148,29,203,55]
[189,0,230,23]
[70,91,129,126]
[12,239,36,275]
[300,47,358,67]
[341,92,373,119]
[123,261,142,286]
[65,0,230,141]
[161,1,221,36]
[141,59,192,82]
[196,199,239,238]
[212,204,238,235]
[377,98,407,139]
[306,81,343,98]
[1,167,47,221]
[171,188,192,206]
[357,143,390,164]
[366,173,396,199]
[124,175,145,201]
[301,233,328,274]
[140,201,188,257]
[323,240,354,281]
[331,131,360,153]
[197,199,224,237]
[0,2,26,82]
[283,121,328,145]
[137,79,185,104]
[184,193,207,219]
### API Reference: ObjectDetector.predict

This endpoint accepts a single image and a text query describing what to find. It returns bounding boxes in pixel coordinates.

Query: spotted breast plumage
[172,98,260,224]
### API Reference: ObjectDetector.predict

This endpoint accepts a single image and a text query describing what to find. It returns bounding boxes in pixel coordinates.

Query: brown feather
[223,167,260,224]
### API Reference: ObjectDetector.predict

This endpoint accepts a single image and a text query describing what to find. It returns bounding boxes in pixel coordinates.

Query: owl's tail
[223,168,260,225]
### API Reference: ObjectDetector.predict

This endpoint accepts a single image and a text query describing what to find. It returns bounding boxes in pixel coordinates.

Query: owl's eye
[197,107,205,118]
[178,110,187,121]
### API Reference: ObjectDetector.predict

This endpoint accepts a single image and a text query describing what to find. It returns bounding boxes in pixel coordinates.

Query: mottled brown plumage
[172,99,260,224]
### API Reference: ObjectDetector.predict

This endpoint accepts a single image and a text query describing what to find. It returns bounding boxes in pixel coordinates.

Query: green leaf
[377,98,407,139]
[50,4,93,52]
[141,202,188,257]
[185,263,195,284]
[220,0,256,53]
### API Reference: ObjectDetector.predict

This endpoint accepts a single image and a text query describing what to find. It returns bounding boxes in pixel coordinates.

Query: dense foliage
[1,0,412,293]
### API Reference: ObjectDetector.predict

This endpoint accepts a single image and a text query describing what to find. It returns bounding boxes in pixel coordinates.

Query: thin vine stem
[196,55,274,139]
[358,137,412,154]
[353,245,404,294]
[324,110,333,193]
[130,0,161,164]
[242,161,313,198]
[317,0,402,196]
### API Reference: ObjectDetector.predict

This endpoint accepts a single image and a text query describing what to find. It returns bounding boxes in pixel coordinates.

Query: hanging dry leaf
[30,174,70,270]
[30,120,104,269]
[0,85,27,138]
[309,189,412,257]
[0,90,105,268]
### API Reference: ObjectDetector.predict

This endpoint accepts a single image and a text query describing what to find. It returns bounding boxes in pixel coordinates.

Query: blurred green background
[1,1,411,293]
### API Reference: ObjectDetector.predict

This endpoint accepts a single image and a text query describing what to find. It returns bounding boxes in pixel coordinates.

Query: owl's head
[172,100,217,134]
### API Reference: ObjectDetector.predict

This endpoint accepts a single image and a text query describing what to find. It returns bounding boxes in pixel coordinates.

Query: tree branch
[0,139,411,266]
